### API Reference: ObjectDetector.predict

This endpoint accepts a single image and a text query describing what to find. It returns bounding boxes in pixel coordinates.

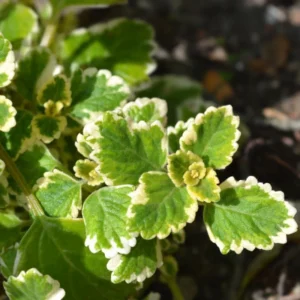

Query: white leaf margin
[5,268,65,300]
[179,105,241,169]
[106,239,163,284]
[0,33,15,88]
[0,96,16,132]
[123,97,167,124]
[206,176,298,254]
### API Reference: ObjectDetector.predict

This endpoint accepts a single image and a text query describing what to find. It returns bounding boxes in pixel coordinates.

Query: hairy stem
[40,23,57,47]
[161,276,184,300]
[0,143,44,217]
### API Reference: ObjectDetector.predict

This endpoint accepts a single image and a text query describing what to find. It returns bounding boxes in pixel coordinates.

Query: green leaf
[15,48,56,102]
[167,150,204,187]
[0,245,17,278]
[0,109,34,159]
[70,69,130,123]
[89,112,167,185]
[32,115,67,144]
[167,118,194,153]
[180,106,240,169]
[0,212,22,249]
[0,96,16,132]
[204,176,298,254]
[187,168,220,203]
[0,175,9,207]
[135,75,205,124]
[4,268,65,300]
[107,237,162,283]
[35,169,82,218]
[0,33,15,88]
[13,216,133,300]
[83,185,137,258]
[128,172,198,239]
[74,159,103,186]
[37,74,71,108]
[0,4,38,43]
[15,142,62,188]
[50,0,126,17]
[61,19,155,85]
[123,98,167,125]
[160,255,178,278]
[75,132,93,159]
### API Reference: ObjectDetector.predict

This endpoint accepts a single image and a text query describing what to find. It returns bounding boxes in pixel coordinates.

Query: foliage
[0,0,297,299]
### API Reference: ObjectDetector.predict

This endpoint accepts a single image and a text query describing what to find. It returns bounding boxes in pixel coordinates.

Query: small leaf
[0,96,16,132]
[15,48,56,102]
[107,237,162,283]
[123,97,167,125]
[37,74,71,107]
[74,159,103,186]
[204,176,298,254]
[0,212,22,249]
[13,216,133,300]
[75,132,93,158]
[89,112,167,185]
[0,109,34,159]
[0,245,17,278]
[15,142,62,188]
[160,256,178,278]
[167,118,194,153]
[4,268,65,300]
[167,150,204,187]
[180,106,240,169]
[187,168,220,203]
[83,185,137,258]
[128,172,198,239]
[0,4,38,43]
[135,75,204,124]
[0,33,15,88]
[62,19,155,85]
[32,115,67,144]
[70,69,129,123]
[35,169,82,218]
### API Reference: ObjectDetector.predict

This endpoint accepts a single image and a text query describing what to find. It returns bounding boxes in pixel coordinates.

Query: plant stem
[161,276,184,300]
[0,143,44,217]
[40,22,57,47]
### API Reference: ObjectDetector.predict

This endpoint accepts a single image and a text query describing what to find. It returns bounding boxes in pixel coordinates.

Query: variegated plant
[0,0,297,299]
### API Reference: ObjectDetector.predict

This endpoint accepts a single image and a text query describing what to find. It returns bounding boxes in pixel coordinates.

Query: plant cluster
[0,0,297,299]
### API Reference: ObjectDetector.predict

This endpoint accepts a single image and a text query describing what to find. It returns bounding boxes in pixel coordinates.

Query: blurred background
[76,0,300,299]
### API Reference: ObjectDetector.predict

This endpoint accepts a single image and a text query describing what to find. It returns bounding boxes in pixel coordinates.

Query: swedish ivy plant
[0,0,298,299]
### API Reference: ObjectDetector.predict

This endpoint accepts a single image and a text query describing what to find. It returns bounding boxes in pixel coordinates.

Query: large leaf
[0,4,38,43]
[15,48,56,102]
[35,169,82,218]
[204,176,298,254]
[107,237,162,283]
[13,216,133,300]
[89,112,167,185]
[0,33,15,88]
[0,212,22,249]
[4,268,65,300]
[128,172,198,239]
[70,68,129,123]
[0,96,16,132]
[83,185,137,258]
[180,106,240,169]
[15,142,62,188]
[61,19,154,85]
